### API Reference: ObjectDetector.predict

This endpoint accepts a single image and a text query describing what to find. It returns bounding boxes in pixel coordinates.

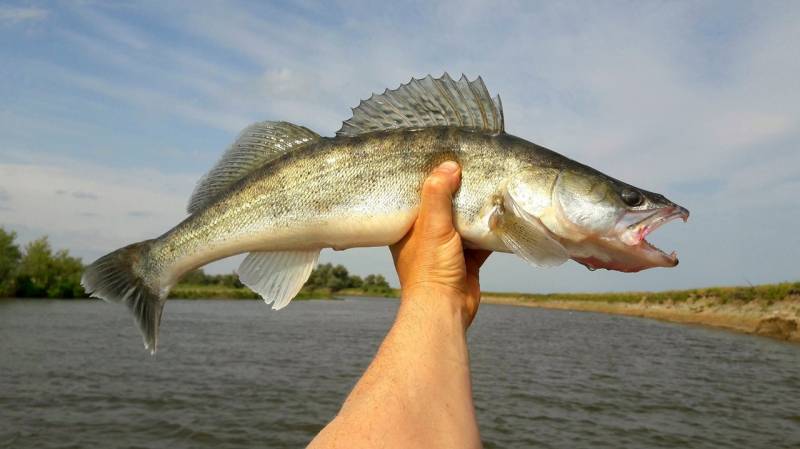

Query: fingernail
[437,161,459,174]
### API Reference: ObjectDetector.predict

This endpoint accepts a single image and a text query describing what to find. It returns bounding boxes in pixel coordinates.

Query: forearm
[308,290,482,449]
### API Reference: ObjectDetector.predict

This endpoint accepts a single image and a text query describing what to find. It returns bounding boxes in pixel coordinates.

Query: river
[1,298,799,448]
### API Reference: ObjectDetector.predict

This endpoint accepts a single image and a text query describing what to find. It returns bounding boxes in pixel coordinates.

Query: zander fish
[82,73,689,353]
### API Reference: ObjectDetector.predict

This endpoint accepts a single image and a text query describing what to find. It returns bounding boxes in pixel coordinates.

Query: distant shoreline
[481,282,800,343]
[329,282,800,343]
[166,285,397,300]
[10,282,798,343]
[346,283,800,343]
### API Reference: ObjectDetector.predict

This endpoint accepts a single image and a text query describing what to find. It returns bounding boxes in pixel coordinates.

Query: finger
[418,161,461,235]
[388,232,409,262]
[465,250,492,277]
[465,249,492,269]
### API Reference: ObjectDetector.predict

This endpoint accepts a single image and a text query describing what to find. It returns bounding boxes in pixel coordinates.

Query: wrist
[399,283,470,329]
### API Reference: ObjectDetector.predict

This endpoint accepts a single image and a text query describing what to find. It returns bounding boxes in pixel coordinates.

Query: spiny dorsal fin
[337,73,504,137]
[188,121,320,214]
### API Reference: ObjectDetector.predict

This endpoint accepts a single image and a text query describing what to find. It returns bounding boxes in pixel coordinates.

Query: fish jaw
[568,206,689,272]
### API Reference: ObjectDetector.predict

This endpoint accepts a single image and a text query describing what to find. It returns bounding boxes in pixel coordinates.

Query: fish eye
[621,189,644,207]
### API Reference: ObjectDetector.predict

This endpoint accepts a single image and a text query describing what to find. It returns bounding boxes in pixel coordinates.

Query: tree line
[304,263,391,294]
[0,229,84,298]
[179,262,391,295]
[0,227,390,298]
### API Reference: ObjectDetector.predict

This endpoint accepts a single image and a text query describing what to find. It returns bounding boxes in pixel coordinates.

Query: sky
[0,1,798,294]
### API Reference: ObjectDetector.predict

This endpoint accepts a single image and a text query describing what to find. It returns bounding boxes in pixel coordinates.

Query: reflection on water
[1,298,799,448]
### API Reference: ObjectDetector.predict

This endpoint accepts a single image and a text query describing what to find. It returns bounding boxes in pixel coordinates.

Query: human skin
[307,161,490,449]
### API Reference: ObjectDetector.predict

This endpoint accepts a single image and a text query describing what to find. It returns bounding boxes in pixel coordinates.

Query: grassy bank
[134,280,800,343]
[167,285,396,300]
[482,282,800,342]
[335,287,400,298]
[168,284,335,300]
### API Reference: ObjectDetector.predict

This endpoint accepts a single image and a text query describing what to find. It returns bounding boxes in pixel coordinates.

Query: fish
[81,73,689,353]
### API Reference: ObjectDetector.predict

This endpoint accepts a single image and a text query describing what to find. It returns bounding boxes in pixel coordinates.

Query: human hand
[390,161,491,328]
[310,160,487,449]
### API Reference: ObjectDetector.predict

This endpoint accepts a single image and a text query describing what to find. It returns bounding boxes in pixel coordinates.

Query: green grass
[486,281,800,305]
[168,284,259,299]
[335,287,400,298]
[168,284,336,300]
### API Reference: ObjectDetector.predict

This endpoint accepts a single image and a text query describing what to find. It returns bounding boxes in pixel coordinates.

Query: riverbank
[168,284,395,300]
[108,281,800,343]
[169,284,333,300]
[482,282,800,342]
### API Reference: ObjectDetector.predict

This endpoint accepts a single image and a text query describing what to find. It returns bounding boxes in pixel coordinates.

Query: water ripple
[1,299,799,448]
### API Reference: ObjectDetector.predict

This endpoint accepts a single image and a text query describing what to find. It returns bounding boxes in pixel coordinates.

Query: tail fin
[81,240,166,354]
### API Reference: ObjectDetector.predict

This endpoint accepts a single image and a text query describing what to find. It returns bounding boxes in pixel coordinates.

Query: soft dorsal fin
[188,121,320,214]
[337,73,504,137]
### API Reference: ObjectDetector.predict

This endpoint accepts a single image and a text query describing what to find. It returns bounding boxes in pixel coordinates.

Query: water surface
[1,298,798,448]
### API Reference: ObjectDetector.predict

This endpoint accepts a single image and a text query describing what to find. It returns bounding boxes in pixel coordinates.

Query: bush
[302,263,384,293]
[362,274,391,294]
[180,269,243,288]
[0,227,21,296]
[15,237,85,298]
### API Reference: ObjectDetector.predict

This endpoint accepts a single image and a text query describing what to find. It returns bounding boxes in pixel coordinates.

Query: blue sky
[1,1,798,293]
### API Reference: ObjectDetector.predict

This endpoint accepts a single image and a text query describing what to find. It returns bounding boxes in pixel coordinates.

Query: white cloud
[51,64,253,133]
[0,159,194,261]
[73,7,147,49]
[0,6,47,23]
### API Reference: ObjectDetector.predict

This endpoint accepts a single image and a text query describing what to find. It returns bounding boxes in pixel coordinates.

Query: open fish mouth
[621,206,690,265]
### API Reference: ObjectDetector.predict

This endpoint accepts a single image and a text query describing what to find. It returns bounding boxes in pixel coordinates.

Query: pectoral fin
[492,193,568,267]
[238,250,320,309]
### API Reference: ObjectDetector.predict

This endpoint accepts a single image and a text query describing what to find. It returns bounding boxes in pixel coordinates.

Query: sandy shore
[483,294,800,343]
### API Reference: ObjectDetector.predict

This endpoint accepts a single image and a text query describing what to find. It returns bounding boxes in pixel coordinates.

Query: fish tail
[81,239,167,354]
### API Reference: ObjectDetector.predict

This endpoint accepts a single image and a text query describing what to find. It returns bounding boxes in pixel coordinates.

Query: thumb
[418,161,461,236]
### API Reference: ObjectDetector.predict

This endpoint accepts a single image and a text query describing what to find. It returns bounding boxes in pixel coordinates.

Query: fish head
[507,167,689,272]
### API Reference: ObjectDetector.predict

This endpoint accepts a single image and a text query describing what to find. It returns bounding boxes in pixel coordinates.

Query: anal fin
[238,250,320,309]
